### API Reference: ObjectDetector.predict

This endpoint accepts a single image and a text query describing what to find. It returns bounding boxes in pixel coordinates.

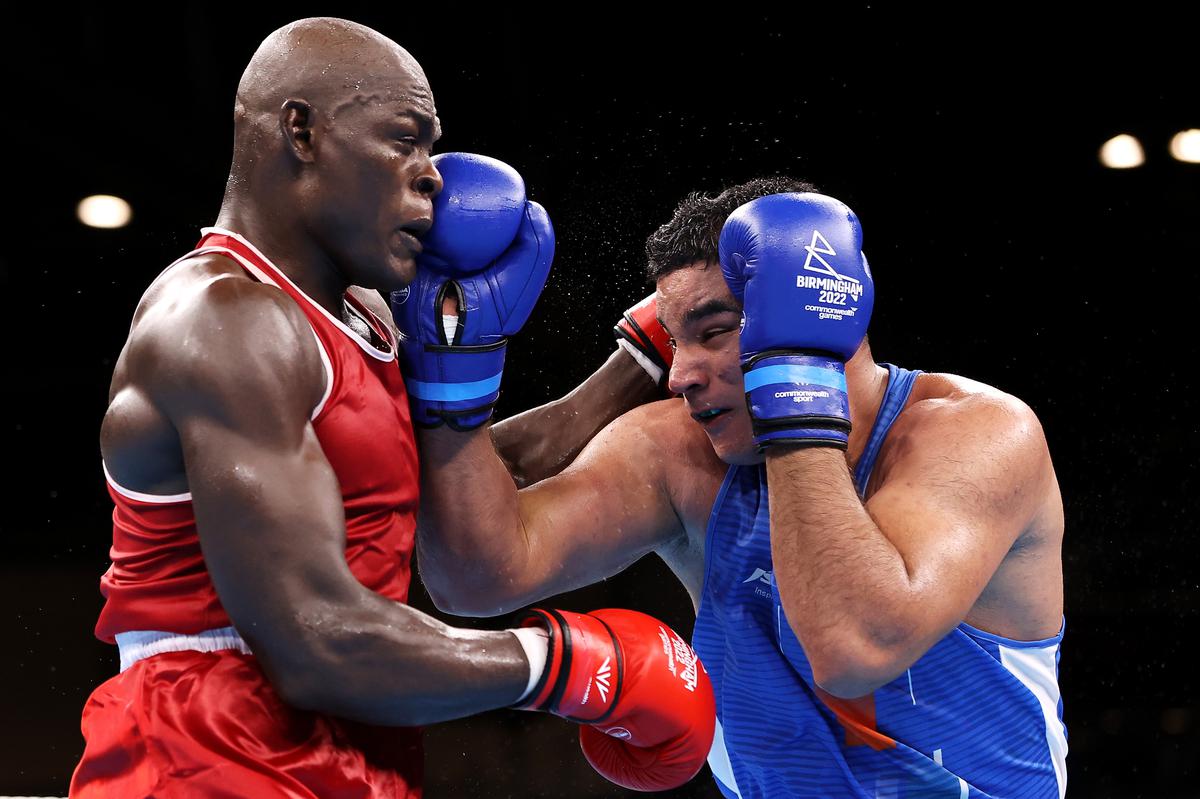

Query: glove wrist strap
[742,351,851,452]
[508,627,550,704]
[400,337,507,431]
[512,608,621,724]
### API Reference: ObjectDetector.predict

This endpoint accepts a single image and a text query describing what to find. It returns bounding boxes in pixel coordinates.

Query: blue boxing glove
[391,153,555,430]
[718,193,874,451]
[420,152,528,275]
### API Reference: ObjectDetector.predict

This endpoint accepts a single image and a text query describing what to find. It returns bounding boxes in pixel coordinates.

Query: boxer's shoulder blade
[105,257,325,486]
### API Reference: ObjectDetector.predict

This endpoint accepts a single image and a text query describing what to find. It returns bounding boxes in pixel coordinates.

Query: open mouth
[395,227,424,255]
[692,407,731,425]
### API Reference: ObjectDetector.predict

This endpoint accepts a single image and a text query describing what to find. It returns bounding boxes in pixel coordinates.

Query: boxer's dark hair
[645,176,818,280]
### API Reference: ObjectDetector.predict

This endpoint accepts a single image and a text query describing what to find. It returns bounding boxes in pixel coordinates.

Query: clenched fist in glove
[514,607,716,792]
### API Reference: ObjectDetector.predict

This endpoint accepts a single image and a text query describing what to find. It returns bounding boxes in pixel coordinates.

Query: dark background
[2,6,1196,797]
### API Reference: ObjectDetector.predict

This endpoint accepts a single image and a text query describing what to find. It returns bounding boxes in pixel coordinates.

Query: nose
[666,344,709,397]
[414,158,443,199]
[405,158,443,236]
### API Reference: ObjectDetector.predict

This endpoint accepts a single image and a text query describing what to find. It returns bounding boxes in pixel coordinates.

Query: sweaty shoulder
[110,254,325,442]
[891,372,1046,454]
[610,397,721,463]
[872,372,1060,536]
[140,255,321,403]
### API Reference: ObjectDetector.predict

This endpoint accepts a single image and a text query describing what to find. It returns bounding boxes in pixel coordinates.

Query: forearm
[260,588,529,726]
[417,424,534,614]
[765,447,922,695]
[491,348,658,487]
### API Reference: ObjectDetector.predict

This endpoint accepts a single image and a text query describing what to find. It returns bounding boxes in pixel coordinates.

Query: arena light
[77,194,133,229]
[1099,134,1145,169]
[1169,129,1200,163]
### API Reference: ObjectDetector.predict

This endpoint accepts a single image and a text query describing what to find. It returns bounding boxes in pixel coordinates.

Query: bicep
[864,404,1047,628]
[179,412,356,647]
[511,406,686,599]
[148,280,355,654]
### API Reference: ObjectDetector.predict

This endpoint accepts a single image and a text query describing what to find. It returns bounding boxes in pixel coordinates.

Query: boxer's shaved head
[218,16,443,292]
[235,18,434,124]
[229,17,440,179]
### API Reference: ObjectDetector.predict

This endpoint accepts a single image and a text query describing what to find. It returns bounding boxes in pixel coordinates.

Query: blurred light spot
[1099,134,1145,169]
[1100,708,1123,734]
[1169,129,1200,163]
[77,195,132,229]
[1161,707,1192,735]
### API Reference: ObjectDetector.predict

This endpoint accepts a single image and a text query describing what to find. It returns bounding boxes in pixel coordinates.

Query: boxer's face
[658,262,761,465]
[308,69,443,290]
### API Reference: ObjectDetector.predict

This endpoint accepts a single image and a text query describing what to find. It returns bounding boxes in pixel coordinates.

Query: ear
[279,99,317,163]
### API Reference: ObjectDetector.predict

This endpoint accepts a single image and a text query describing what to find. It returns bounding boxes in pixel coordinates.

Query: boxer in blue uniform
[412,177,1066,798]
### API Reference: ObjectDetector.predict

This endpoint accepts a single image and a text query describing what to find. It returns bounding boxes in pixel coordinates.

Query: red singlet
[72,228,423,798]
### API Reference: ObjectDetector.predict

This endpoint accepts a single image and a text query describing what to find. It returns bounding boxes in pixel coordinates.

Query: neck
[845,341,889,469]
[214,196,349,317]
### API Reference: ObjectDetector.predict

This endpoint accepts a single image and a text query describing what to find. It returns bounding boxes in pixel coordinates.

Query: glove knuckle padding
[392,153,555,429]
[720,192,871,358]
[500,201,554,334]
[587,608,716,791]
[580,726,690,793]
[718,192,875,450]
[425,152,527,274]
[462,203,554,341]
[520,607,716,792]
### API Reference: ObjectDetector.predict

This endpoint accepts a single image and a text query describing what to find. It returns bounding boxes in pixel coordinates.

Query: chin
[395,258,418,289]
[708,432,764,466]
[377,253,417,292]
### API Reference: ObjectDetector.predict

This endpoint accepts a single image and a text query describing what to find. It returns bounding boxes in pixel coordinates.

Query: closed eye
[702,328,734,342]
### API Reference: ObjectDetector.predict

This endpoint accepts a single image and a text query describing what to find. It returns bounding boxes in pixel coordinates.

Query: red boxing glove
[517,608,715,792]
[614,294,674,391]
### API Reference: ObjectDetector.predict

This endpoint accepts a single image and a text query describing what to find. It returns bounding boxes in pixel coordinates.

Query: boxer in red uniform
[71,18,712,798]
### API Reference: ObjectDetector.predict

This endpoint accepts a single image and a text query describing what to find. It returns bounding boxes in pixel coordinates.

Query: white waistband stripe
[115,627,252,672]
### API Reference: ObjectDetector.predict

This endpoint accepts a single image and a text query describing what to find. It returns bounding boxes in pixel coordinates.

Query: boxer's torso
[660,368,1065,635]
[96,227,420,640]
[687,364,1067,798]
[103,252,391,497]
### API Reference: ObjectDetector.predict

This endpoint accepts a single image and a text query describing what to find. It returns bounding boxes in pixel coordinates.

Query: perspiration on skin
[413,179,1065,786]
[76,16,688,798]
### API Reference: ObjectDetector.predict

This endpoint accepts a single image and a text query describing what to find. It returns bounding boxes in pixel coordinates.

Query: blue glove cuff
[400,337,507,431]
[742,352,850,451]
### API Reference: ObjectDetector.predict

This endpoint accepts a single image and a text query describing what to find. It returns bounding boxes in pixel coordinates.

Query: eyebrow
[658,298,741,336]
[397,109,442,143]
[682,299,741,325]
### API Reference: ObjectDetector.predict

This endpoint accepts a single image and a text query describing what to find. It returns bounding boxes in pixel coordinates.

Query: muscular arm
[141,276,528,726]
[766,395,1057,698]
[490,349,659,486]
[352,285,658,487]
[417,400,690,617]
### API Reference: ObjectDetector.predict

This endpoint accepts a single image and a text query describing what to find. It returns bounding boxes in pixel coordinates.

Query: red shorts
[71,650,422,798]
